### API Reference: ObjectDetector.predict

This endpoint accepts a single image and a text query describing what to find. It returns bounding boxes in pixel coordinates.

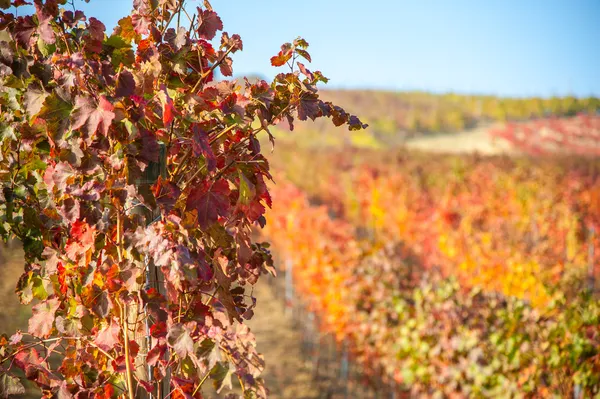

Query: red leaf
[13,16,36,47]
[270,50,292,67]
[191,124,216,171]
[196,8,222,40]
[70,95,115,143]
[160,88,176,126]
[97,384,114,399]
[297,95,320,121]
[65,220,96,261]
[34,0,55,44]
[219,56,233,77]
[138,379,154,393]
[87,17,105,41]
[150,321,167,339]
[94,319,120,351]
[186,179,231,229]
[28,297,60,338]
[297,62,313,80]
[146,343,166,366]
[115,70,136,98]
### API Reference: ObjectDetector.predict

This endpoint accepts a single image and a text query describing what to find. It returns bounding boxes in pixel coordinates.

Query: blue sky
[11,0,600,97]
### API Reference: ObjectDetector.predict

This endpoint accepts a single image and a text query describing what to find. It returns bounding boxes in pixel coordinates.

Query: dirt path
[246,278,319,399]
[404,124,513,155]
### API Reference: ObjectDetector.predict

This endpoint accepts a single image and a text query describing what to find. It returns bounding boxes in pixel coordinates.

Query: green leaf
[238,170,255,205]
[38,93,73,147]
[37,36,56,57]
[23,85,49,124]
[31,274,49,301]
[210,361,233,393]
[0,374,26,398]
[103,34,130,50]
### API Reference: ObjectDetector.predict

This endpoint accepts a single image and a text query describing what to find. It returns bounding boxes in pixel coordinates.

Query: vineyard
[0,0,599,398]
[490,114,600,156]
[259,137,600,397]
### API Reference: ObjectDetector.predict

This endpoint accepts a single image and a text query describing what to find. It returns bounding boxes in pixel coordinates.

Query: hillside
[273,89,600,149]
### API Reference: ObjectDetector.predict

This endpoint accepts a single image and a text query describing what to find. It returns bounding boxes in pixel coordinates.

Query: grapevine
[0,0,365,397]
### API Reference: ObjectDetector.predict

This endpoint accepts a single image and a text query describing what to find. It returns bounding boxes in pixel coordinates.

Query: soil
[246,278,320,399]
[403,124,514,154]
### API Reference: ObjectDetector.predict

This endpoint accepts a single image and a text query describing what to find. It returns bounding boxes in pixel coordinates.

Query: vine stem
[121,301,136,399]
[116,210,124,263]
[116,212,135,399]
[191,369,211,397]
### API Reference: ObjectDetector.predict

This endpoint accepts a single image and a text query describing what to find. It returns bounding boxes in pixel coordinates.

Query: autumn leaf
[297,95,320,121]
[152,176,181,214]
[29,297,60,338]
[238,170,255,205]
[115,16,140,44]
[297,62,313,80]
[221,32,242,52]
[165,27,187,50]
[115,70,136,98]
[219,56,233,77]
[0,374,26,398]
[23,85,48,123]
[186,179,231,229]
[196,8,222,40]
[38,93,73,147]
[295,48,311,63]
[87,17,106,41]
[95,319,121,351]
[34,0,56,44]
[166,324,194,359]
[70,95,115,142]
[270,50,292,67]
[13,16,36,47]
[191,124,216,171]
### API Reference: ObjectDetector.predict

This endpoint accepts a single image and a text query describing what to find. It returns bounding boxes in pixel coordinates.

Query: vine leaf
[210,361,232,393]
[0,374,26,398]
[70,95,115,142]
[28,297,60,338]
[38,93,73,147]
[95,319,121,351]
[34,1,56,45]
[196,8,222,40]
[297,95,319,121]
[23,85,48,123]
[166,324,194,359]
[115,70,135,98]
[186,180,231,229]
[191,124,216,171]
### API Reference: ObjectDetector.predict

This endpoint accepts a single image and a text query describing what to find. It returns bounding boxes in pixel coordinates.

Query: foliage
[490,115,600,156]
[262,174,600,397]
[269,147,600,306]
[0,0,364,397]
